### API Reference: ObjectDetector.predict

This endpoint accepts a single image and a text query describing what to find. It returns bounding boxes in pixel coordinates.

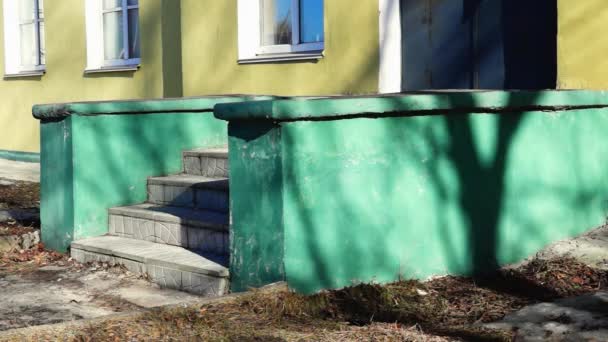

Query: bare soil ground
[0,246,203,333]
[3,256,606,341]
[0,179,39,210]
[2,176,608,341]
[0,178,40,237]
[0,179,203,336]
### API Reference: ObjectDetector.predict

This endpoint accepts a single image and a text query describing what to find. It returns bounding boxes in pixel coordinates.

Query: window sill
[238,51,324,64]
[84,65,139,74]
[4,70,45,79]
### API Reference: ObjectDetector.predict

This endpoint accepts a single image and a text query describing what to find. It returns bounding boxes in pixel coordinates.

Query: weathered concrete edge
[0,294,239,340]
[32,95,276,120]
[0,149,40,163]
[70,245,229,278]
[214,90,608,122]
[0,282,287,341]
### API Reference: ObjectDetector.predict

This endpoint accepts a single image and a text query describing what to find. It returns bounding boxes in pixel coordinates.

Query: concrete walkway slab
[0,264,200,332]
[516,225,608,270]
[0,159,39,183]
[486,292,608,341]
[486,225,608,340]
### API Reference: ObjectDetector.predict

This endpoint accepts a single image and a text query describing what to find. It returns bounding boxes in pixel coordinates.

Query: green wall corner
[40,117,74,252]
[228,121,286,292]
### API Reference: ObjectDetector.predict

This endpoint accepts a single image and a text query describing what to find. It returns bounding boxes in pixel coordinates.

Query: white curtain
[103,9,124,60]
[18,0,37,67]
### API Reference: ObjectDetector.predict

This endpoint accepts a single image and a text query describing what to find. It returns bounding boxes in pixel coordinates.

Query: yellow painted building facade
[0,0,380,155]
[5,0,605,155]
[0,0,186,154]
[557,0,608,89]
[180,0,379,97]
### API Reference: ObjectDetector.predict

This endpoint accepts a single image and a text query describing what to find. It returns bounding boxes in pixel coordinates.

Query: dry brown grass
[13,257,605,341]
[0,180,39,209]
[2,243,605,341]
[5,281,511,341]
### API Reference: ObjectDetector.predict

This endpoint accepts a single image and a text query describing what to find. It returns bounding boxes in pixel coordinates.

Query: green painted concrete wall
[35,96,274,252]
[0,0,181,153]
[180,0,379,97]
[40,112,226,252]
[33,96,270,251]
[220,91,608,294]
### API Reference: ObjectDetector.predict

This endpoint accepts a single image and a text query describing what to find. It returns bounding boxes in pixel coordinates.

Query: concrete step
[148,175,229,213]
[109,203,229,255]
[71,236,229,296]
[183,147,229,178]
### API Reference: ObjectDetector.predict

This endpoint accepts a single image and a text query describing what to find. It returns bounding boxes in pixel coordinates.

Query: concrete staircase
[71,147,230,296]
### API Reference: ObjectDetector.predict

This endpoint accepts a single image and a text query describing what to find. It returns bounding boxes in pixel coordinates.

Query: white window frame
[238,0,324,63]
[378,0,401,93]
[85,0,140,71]
[3,0,45,76]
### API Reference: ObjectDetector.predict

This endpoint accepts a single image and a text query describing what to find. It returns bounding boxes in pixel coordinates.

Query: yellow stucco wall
[0,0,173,153]
[557,0,608,89]
[1,0,380,153]
[180,0,379,97]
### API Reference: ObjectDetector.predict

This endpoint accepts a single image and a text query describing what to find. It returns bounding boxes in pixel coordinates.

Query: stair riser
[148,184,229,213]
[71,248,228,296]
[109,214,229,255]
[184,155,229,178]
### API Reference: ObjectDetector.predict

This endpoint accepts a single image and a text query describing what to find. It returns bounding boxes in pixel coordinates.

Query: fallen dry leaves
[0,221,35,237]
[0,243,67,272]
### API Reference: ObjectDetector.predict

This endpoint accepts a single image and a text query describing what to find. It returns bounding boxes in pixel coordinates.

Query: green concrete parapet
[0,150,40,163]
[34,95,270,252]
[215,90,608,294]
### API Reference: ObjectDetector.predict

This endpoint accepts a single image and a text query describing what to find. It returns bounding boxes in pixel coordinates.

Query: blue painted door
[401,0,556,91]
[401,0,475,90]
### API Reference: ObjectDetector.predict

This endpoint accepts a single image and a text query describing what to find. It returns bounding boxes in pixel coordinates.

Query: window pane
[103,0,122,10]
[19,0,36,21]
[103,11,125,60]
[300,0,324,43]
[38,0,44,19]
[20,23,36,66]
[261,0,292,45]
[39,21,45,65]
[128,8,140,58]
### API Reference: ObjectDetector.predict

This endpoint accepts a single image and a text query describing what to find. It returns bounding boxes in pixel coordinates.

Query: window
[238,0,324,63]
[3,0,45,76]
[85,0,140,71]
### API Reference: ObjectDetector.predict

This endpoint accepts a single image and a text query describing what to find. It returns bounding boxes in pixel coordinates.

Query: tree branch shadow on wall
[281,92,527,289]
[275,0,608,305]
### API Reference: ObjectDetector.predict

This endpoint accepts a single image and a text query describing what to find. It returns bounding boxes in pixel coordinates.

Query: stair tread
[149,174,228,189]
[72,236,229,277]
[109,203,229,230]
[183,147,228,158]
